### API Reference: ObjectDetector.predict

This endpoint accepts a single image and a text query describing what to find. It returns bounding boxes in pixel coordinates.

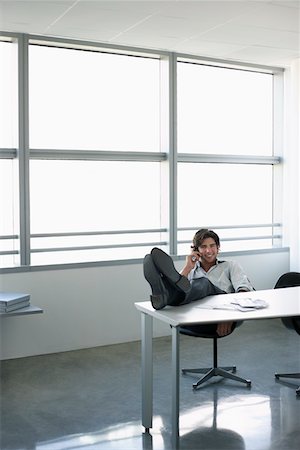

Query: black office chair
[274,272,300,396]
[180,323,251,389]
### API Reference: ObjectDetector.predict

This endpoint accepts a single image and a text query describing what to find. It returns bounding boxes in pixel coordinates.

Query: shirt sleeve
[187,264,197,281]
[229,261,254,292]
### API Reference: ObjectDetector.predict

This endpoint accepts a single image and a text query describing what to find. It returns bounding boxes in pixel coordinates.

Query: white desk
[135,287,300,447]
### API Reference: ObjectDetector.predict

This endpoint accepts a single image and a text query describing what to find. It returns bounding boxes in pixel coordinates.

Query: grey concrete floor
[1,319,300,450]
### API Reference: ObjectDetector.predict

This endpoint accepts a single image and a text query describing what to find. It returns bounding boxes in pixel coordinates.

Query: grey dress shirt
[188,259,254,293]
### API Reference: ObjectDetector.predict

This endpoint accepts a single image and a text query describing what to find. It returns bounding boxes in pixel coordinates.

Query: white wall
[0,249,289,360]
[283,58,300,271]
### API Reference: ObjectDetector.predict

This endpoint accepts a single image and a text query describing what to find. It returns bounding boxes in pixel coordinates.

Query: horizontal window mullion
[0,250,19,256]
[28,34,168,59]
[29,149,166,162]
[178,153,281,165]
[178,234,281,245]
[0,225,280,240]
[31,228,167,238]
[0,149,17,158]
[178,223,281,231]
[176,54,283,75]
[31,241,168,253]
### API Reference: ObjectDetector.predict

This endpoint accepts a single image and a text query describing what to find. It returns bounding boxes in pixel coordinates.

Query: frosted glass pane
[29,45,160,151]
[0,160,16,235]
[30,243,169,265]
[0,41,18,148]
[0,159,20,267]
[177,63,273,155]
[30,161,161,233]
[177,163,272,228]
[177,226,275,255]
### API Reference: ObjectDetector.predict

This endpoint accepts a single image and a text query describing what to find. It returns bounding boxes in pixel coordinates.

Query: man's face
[197,237,219,265]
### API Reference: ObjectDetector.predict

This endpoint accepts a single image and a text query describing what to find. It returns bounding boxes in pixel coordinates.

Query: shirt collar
[196,258,219,270]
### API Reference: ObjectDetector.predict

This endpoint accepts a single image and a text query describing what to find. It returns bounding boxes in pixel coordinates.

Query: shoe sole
[143,254,168,310]
[151,247,190,293]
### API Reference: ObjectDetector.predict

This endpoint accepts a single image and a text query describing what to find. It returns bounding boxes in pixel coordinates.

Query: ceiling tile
[48,3,151,32]
[174,39,248,58]
[271,1,300,9]
[198,23,299,51]
[227,44,300,66]
[110,31,184,51]
[231,2,300,32]
[0,1,74,32]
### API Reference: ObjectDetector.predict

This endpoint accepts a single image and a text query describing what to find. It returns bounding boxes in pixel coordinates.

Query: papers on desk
[196,298,269,312]
[230,298,268,311]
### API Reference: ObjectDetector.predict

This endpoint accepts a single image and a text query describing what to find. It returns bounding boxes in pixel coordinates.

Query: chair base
[275,372,300,379]
[182,366,251,389]
[275,372,300,396]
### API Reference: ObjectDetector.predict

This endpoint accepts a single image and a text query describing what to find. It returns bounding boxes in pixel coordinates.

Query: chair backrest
[274,272,300,335]
[274,272,300,289]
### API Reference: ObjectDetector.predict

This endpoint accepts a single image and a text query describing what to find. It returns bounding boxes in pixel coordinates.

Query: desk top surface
[135,287,300,327]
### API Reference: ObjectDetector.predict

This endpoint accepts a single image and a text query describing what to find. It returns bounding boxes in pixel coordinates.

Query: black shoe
[151,247,191,293]
[143,254,170,310]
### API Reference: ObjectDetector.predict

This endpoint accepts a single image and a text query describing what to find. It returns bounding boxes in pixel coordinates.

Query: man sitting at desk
[144,228,254,336]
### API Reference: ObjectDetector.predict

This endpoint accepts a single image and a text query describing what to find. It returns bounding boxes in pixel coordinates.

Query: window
[176,59,279,254]
[177,163,274,253]
[177,62,273,155]
[0,39,19,268]
[25,42,164,265]
[29,160,163,264]
[0,34,283,269]
[0,40,18,149]
[29,45,160,152]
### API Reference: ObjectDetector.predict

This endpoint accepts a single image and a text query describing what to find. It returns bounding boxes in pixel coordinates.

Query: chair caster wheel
[246,380,251,387]
[232,366,237,373]
[275,374,279,379]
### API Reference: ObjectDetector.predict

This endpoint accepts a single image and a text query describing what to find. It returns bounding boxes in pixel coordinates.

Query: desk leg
[141,312,153,432]
[171,325,180,447]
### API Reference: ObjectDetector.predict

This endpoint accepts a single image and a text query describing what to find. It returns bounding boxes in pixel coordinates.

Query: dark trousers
[176,277,238,335]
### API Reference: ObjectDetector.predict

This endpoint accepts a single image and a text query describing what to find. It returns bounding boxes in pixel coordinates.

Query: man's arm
[230,261,254,292]
[218,261,253,337]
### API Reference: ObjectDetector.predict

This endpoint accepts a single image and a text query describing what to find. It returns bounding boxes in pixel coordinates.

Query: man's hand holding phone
[189,250,200,264]
[181,248,200,277]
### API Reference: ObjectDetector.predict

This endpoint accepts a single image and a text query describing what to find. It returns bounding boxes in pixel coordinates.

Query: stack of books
[0,292,31,313]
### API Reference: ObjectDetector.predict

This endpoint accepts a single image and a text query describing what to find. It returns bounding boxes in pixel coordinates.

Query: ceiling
[0,0,299,67]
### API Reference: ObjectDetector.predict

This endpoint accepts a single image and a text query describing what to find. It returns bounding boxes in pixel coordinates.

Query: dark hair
[192,229,220,250]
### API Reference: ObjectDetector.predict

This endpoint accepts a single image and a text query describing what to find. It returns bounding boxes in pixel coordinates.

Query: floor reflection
[34,391,275,450]
[5,388,300,450]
